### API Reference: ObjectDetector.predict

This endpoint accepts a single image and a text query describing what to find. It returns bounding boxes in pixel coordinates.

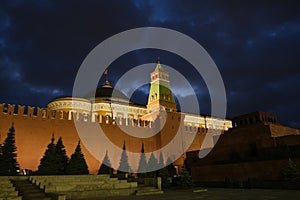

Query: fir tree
[283,158,299,180]
[147,152,158,177]
[158,157,177,188]
[67,141,89,175]
[158,167,170,188]
[117,142,131,178]
[98,150,113,175]
[157,151,164,170]
[178,165,193,188]
[0,124,19,175]
[137,143,147,177]
[37,135,59,175]
[166,157,176,177]
[56,137,69,174]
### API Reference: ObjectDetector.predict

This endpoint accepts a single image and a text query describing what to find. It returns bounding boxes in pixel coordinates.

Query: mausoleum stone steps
[12,179,51,200]
[0,177,22,200]
[29,175,139,199]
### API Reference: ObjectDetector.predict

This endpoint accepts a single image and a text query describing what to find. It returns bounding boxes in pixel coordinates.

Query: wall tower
[146,58,176,114]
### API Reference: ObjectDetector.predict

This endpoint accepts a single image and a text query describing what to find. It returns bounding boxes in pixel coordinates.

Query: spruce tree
[67,141,89,175]
[166,157,177,177]
[117,142,131,178]
[98,150,113,175]
[147,152,158,177]
[178,165,193,188]
[157,151,164,170]
[0,124,19,175]
[158,167,170,188]
[283,158,299,180]
[137,143,147,177]
[158,157,177,188]
[37,135,59,175]
[56,137,69,174]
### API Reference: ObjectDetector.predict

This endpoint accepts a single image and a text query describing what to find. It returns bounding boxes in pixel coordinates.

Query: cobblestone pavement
[98,188,300,200]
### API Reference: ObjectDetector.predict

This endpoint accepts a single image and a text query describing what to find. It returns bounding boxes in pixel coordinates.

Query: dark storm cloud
[0,0,299,128]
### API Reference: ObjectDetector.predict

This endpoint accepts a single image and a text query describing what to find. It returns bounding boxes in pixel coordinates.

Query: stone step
[12,179,50,200]
[0,191,19,197]
[136,187,164,196]
[0,181,12,184]
[30,175,111,184]
[14,185,40,190]
[0,186,16,191]
[22,197,51,200]
[44,181,137,193]
[0,178,11,182]
[0,197,22,200]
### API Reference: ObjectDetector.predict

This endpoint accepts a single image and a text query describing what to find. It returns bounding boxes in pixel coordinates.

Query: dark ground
[98,187,300,200]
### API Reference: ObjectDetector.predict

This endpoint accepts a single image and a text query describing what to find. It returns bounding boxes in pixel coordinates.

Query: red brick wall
[0,104,208,174]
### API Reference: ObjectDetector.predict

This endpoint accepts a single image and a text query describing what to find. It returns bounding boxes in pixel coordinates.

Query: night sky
[0,0,299,128]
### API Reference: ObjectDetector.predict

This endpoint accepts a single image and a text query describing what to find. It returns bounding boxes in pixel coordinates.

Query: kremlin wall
[0,61,232,174]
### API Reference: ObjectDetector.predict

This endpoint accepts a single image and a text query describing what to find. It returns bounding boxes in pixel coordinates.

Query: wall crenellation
[0,103,226,133]
[0,103,155,129]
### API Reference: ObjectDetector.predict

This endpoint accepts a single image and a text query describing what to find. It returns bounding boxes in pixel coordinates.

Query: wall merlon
[36,107,43,118]
[27,106,35,117]
[18,105,25,115]
[0,103,4,114]
[7,104,15,115]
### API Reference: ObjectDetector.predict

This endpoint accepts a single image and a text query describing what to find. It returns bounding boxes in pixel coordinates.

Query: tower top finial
[102,69,113,88]
[155,57,164,71]
[104,69,108,81]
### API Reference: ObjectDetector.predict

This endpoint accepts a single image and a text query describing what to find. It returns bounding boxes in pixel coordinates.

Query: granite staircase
[12,179,51,200]
[0,177,21,200]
